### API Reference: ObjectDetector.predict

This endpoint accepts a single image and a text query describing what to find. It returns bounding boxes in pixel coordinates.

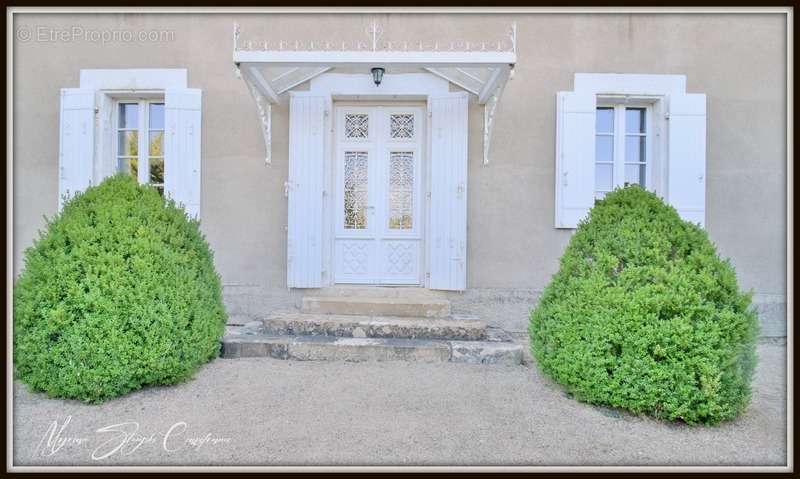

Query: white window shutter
[58,88,95,208]
[428,92,469,291]
[287,94,326,288]
[667,93,707,227]
[555,91,596,228]
[165,89,202,219]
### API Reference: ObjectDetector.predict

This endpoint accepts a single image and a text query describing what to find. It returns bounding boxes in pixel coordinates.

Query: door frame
[308,72,452,287]
[332,103,427,285]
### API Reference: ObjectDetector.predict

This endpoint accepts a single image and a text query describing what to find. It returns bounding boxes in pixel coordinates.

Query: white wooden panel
[428,93,468,291]
[287,94,326,288]
[555,91,597,228]
[58,88,95,208]
[667,93,707,226]
[165,89,202,219]
[234,50,517,67]
[310,73,450,97]
[379,240,421,284]
[334,239,376,284]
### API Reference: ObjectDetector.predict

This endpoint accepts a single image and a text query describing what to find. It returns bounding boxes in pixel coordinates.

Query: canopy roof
[233,22,517,165]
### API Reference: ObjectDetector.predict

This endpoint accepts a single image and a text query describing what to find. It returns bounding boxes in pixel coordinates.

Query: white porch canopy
[233,22,517,165]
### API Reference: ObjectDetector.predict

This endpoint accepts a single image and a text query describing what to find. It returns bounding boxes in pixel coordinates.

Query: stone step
[301,296,451,318]
[221,331,523,365]
[308,286,446,299]
[262,312,487,341]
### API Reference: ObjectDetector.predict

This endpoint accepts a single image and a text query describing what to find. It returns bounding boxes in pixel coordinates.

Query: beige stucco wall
[12,12,788,332]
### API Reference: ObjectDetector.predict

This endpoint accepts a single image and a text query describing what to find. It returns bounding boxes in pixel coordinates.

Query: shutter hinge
[324,110,330,117]
[426,272,431,278]
[665,112,670,120]
[428,110,432,118]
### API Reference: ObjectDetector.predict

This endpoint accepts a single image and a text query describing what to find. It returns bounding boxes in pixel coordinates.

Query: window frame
[555,73,701,229]
[112,96,165,192]
[594,99,658,200]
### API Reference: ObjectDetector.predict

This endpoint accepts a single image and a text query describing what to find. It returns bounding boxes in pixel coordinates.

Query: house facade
[12,12,788,336]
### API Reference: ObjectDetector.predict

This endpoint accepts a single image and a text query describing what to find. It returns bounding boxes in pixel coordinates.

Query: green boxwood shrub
[14,175,227,403]
[530,186,758,425]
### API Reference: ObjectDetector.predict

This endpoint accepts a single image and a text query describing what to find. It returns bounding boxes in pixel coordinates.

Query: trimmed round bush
[14,175,227,403]
[530,186,758,425]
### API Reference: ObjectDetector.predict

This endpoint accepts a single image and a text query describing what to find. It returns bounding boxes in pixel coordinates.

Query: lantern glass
[371,67,385,86]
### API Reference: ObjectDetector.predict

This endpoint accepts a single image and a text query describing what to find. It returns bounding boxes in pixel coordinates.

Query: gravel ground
[12,340,787,468]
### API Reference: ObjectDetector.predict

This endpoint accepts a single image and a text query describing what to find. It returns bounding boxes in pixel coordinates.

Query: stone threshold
[222,322,523,365]
[261,311,489,341]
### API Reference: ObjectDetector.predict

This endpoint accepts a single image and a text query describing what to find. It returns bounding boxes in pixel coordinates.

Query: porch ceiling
[233,22,517,165]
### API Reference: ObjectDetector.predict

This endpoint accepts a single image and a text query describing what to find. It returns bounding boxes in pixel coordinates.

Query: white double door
[334,105,425,285]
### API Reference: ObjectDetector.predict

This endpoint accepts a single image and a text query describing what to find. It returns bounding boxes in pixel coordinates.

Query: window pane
[149,158,164,184]
[118,103,138,129]
[118,157,138,178]
[625,136,646,163]
[390,114,414,139]
[388,152,414,229]
[149,103,165,129]
[595,136,613,163]
[596,108,614,133]
[625,163,645,186]
[595,163,613,191]
[149,131,164,156]
[345,114,369,139]
[625,108,646,134]
[118,131,138,156]
[343,151,368,229]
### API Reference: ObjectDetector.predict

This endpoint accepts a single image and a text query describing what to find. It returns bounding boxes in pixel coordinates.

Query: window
[388,151,414,229]
[60,70,201,217]
[555,74,706,229]
[344,113,369,139]
[390,114,414,139]
[594,105,651,200]
[116,100,165,194]
[343,151,369,229]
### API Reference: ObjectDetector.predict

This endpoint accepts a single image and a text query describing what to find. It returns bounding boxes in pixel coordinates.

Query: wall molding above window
[78,69,188,91]
[573,73,686,96]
